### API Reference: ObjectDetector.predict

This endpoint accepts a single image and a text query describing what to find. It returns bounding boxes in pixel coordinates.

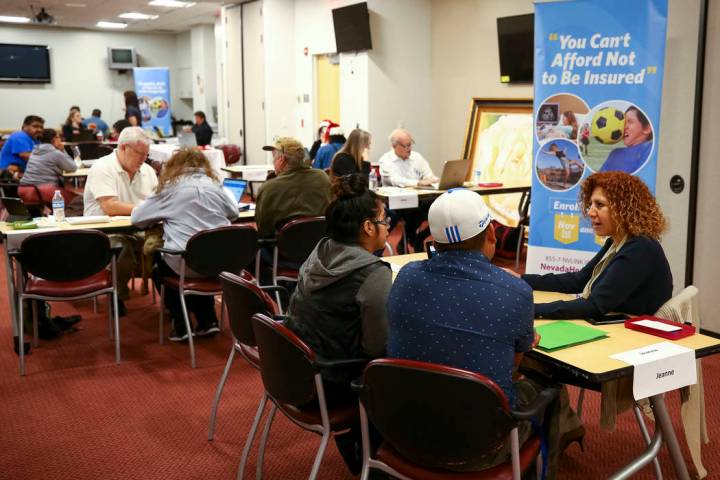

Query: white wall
[264,0,297,141]
[430,0,533,172]
[0,24,188,129]
[190,24,218,123]
[174,31,194,120]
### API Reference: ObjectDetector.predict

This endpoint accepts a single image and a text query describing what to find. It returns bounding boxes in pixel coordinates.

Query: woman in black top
[191,110,213,146]
[518,171,672,320]
[330,128,371,177]
[62,109,83,141]
[124,90,142,127]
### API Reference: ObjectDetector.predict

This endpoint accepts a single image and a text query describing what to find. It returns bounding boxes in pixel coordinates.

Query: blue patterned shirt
[387,250,534,406]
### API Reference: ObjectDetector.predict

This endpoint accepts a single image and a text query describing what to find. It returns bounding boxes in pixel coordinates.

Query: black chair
[239,313,365,479]
[355,359,558,480]
[515,190,531,269]
[15,230,121,375]
[207,272,287,441]
[270,216,326,309]
[157,225,259,368]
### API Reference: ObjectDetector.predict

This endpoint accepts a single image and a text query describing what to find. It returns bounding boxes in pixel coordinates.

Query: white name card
[610,342,697,400]
[243,168,271,181]
[387,192,419,210]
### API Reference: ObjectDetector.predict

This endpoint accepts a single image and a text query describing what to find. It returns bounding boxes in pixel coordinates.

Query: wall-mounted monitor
[496,13,534,84]
[0,43,51,83]
[332,2,372,53]
[108,47,137,70]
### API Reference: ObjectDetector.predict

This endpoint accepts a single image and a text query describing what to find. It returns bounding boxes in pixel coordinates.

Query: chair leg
[159,285,165,345]
[107,294,113,340]
[178,291,196,368]
[308,430,331,480]
[31,300,39,348]
[219,295,226,333]
[256,402,277,480]
[510,427,521,480]
[113,291,121,364]
[515,225,525,269]
[18,297,26,376]
[208,346,236,441]
[237,394,268,480]
[633,405,663,479]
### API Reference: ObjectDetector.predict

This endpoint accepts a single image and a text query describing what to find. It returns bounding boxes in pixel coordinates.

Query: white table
[148,144,226,178]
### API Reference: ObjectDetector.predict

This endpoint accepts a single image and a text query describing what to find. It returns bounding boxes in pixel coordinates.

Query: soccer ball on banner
[150,97,169,118]
[591,107,625,144]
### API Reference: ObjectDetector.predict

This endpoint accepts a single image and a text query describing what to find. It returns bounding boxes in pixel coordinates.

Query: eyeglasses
[370,216,391,227]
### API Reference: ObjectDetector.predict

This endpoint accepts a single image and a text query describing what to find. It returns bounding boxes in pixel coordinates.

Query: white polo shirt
[83,151,158,216]
[378,149,436,187]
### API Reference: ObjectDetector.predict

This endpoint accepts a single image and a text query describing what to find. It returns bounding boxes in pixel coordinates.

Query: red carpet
[0,240,718,479]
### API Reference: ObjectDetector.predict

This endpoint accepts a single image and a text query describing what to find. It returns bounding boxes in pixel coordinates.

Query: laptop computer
[222,178,251,210]
[416,158,470,190]
[178,130,197,148]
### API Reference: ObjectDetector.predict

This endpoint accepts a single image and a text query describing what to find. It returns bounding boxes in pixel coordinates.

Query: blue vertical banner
[133,67,172,136]
[526,0,668,274]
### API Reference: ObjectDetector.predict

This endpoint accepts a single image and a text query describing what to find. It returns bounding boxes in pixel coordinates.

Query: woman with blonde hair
[330,128,371,177]
[517,171,672,320]
[132,148,239,341]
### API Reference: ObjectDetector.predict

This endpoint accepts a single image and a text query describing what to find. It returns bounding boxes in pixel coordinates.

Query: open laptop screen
[222,178,248,203]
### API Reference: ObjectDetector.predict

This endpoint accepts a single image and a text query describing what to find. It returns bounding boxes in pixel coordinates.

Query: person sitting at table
[378,128,438,252]
[330,128,371,178]
[62,109,87,142]
[82,109,109,137]
[387,188,568,476]
[285,173,391,473]
[131,148,239,341]
[518,171,672,320]
[313,126,346,170]
[0,115,44,181]
[20,128,78,206]
[191,110,213,146]
[84,127,159,315]
[309,119,336,161]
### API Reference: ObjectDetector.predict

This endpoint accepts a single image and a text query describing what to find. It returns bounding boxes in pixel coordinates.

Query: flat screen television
[0,44,51,83]
[108,47,138,70]
[496,13,534,84]
[332,2,372,53]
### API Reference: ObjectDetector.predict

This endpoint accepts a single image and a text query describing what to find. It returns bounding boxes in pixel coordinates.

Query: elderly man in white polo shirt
[378,128,438,252]
[84,127,158,314]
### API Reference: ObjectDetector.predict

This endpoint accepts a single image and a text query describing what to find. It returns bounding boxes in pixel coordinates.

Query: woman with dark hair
[124,90,142,127]
[600,106,653,173]
[131,148,239,341]
[284,173,390,474]
[519,171,672,320]
[330,128,371,177]
[191,110,213,146]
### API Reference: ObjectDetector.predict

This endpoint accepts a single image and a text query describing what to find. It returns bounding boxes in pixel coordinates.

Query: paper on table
[633,319,682,332]
[387,191,419,210]
[243,168,270,181]
[389,263,402,273]
[610,341,697,400]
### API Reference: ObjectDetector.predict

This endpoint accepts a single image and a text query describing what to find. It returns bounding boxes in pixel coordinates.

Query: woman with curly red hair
[521,171,672,320]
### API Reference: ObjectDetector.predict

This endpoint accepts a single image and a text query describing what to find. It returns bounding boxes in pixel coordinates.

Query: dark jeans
[396,203,431,252]
[152,256,218,332]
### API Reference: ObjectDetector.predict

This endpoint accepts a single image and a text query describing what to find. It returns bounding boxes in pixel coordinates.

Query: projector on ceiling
[33,7,55,24]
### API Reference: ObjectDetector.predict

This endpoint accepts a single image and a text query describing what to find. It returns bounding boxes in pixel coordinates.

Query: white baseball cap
[428,188,493,244]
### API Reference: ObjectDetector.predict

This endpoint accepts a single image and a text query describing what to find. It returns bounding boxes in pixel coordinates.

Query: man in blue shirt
[82,109,109,137]
[0,115,44,177]
[387,188,546,472]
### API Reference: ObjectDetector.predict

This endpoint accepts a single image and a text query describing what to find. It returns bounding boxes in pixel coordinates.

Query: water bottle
[52,190,65,223]
[473,168,483,185]
[369,169,378,190]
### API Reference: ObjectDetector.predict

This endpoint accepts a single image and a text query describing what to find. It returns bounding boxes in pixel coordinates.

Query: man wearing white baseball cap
[387,188,552,473]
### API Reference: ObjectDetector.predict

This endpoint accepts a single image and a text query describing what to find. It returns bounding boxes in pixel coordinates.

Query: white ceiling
[1,0,224,33]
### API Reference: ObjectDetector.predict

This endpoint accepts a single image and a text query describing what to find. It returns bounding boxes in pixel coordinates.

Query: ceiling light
[65,3,86,7]
[119,12,159,20]
[96,21,128,29]
[0,15,31,23]
[148,0,196,8]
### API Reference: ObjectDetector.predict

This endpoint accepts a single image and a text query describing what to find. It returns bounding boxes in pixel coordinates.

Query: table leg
[651,394,691,480]
[609,425,663,480]
[4,246,18,337]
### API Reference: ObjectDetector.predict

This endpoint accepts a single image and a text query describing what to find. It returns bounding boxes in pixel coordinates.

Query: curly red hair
[580,171,667,240]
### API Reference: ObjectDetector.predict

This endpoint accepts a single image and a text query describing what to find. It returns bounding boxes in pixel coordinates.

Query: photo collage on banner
[526,0,668,274]
[133,67,173,136]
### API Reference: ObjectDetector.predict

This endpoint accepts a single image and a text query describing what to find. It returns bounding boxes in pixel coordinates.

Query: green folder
[535,321,607,351]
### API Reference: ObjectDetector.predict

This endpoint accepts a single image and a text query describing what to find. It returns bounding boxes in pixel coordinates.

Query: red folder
[624,315,696,340]
[477,182,503,188]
